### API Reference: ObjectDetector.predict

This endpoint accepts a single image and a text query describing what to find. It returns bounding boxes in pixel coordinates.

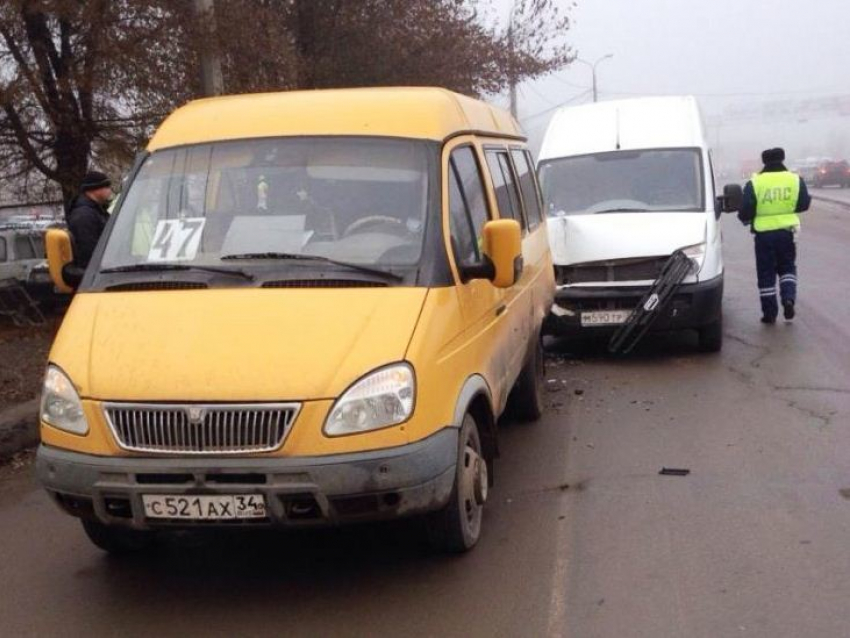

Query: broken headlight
[681,242,706,269]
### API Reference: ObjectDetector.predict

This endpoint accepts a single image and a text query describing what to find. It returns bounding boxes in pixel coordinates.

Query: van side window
[14,235,36,259]
[448,147,491,266]
[510,149,543,229]
[32,234,45,258]
[485,150,526,232]
[0,237,6,262]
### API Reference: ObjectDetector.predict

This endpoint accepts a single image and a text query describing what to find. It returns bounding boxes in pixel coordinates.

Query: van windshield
[99,137,432,278]
[539,148,704,216]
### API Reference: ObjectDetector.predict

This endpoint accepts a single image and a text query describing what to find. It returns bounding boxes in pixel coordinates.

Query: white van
[538,96,725,351]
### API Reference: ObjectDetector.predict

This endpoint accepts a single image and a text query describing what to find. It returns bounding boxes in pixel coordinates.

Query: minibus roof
[148,87,525,151]
[538,96,706,162]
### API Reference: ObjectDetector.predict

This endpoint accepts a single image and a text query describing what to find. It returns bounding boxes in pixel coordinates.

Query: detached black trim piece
[608,251,695,354]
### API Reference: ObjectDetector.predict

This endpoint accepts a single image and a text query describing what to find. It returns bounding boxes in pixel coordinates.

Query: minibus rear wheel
[82,519,154,555]
[426,413,487,553]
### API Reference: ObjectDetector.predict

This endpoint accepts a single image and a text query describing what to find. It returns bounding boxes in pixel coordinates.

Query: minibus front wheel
[82,520,155,555]
[426,412,487,553]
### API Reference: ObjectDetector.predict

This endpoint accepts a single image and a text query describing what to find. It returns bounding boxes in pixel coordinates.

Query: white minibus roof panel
[539,96,706,161]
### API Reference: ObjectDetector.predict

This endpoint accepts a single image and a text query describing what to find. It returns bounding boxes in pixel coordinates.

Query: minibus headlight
[681,242,706,267]
[40,366,88,435]
[324,363,415,436]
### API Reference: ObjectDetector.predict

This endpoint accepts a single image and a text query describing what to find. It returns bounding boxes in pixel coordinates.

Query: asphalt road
[1,200,848,638]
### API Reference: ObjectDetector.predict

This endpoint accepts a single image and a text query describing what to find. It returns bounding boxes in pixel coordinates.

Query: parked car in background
[0,225,51,290]
[812,159,850,188]
[790,159,816,184]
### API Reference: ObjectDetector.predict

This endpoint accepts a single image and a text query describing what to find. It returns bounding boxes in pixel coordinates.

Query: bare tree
[217,0,573,97]
[0,0,575,203]
[0,0,193,204]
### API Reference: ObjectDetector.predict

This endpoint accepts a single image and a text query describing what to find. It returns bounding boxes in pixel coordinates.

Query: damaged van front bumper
[36,428,457,529]
[544,274,723,337]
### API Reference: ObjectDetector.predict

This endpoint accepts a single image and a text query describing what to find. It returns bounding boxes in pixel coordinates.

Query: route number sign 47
[147,218,206,262]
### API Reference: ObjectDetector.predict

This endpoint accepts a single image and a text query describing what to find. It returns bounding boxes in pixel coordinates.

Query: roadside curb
[813,194,850,209]
[0,398,39,460]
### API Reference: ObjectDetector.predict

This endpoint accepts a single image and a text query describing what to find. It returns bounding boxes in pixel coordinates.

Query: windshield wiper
[100,263,255,281]
[220,252,404,281]
[594,207,650,214]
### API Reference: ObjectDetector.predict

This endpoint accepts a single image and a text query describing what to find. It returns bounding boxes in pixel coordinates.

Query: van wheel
[426,413,487,553]
[82,519,154,555]
[697,317,723,353]
[510,337,545,421]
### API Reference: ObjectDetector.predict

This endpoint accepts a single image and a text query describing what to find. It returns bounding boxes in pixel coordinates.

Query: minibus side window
[485,150,526,234]
[448,146,491,267]
[510,149,544,230]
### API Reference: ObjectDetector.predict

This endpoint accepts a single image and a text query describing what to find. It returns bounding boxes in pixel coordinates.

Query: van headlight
[324,363,415,436]
[681,242,706,268]
[40,366,88,435]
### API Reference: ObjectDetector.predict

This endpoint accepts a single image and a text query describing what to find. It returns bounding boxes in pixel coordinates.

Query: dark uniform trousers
[755,229,797,319]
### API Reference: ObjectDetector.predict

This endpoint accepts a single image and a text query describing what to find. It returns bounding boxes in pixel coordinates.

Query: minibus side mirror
[484,219,523,288]
[45,229,76,293]
[720,183,743,213]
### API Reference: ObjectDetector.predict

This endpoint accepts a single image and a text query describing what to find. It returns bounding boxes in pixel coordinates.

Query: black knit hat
[761,148,785,165]
[80,170,111,191]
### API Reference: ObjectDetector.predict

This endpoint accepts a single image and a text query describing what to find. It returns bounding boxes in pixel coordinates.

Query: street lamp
[575,54,614,103]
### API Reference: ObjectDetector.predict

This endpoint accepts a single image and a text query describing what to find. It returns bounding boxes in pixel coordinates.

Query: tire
[426,413,488,553]
[82,519,154,555]
[697,316,723,353]
[509,337,545,422]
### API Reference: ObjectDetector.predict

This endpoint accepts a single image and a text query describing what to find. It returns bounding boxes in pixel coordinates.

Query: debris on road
[659,467,691,476]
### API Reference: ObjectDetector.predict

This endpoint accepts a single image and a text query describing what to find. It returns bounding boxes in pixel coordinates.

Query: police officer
[738,148,810,323]
[64,170,112,286]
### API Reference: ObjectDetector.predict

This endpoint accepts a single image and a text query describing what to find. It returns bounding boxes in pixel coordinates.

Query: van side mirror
[720,184,743,213]
[484,219,522,288]
[45,229,76,293]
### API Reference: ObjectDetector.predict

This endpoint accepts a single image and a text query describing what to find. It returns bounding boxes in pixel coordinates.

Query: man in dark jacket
[65,171,112,283]
[738,148,810,323]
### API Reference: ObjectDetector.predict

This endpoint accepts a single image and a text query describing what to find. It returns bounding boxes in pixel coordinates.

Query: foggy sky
[493,0,850,168]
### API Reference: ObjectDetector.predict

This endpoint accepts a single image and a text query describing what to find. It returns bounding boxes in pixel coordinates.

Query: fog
[493,0,850,174]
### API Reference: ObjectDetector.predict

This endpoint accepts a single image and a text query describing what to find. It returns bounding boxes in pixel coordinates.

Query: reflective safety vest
[752,171,801,232]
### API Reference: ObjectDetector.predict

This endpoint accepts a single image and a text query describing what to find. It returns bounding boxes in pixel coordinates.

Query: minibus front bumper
[36,428,458,529]
[544,274,723,336]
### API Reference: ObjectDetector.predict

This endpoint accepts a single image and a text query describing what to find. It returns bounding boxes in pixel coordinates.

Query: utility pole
[576,54,613,103]
[193,0,224,97]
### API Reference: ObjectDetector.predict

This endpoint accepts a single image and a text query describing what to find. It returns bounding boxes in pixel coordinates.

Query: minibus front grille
[103,403,300,454]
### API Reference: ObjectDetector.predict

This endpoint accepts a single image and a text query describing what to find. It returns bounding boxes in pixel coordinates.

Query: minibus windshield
[539,148,704,216]
[100,137,432,278]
